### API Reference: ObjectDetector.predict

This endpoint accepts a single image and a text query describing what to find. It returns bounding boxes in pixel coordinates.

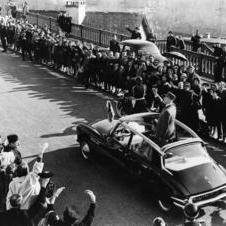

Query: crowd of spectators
[0,134,96,226]
[0,16,226,143]
[2,13,226,226]
[166,31,185,52]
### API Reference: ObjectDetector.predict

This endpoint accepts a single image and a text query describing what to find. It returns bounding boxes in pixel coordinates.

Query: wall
[26,0,226,38]
[87,0,226,38]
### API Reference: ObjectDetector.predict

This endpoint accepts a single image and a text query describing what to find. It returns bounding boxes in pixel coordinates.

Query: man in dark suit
[166,31,176,52]
[156,91,177,146]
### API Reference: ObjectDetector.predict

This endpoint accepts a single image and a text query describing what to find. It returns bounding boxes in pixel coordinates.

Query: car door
[125,132,162,180]
[86,126,107,151]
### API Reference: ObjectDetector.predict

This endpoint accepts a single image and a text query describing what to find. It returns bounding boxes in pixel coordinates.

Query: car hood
[173,162,226,194]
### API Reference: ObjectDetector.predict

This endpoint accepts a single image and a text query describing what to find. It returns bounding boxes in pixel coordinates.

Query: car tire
[158,198,173,212]
[80,141,91,160]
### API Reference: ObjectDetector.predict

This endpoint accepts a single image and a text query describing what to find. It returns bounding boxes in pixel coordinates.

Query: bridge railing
[22,12,129,47]
[18,11,218,80]
[170,46,216,80]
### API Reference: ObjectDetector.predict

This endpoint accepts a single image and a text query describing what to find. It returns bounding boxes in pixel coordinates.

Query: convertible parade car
[76,112,226,211]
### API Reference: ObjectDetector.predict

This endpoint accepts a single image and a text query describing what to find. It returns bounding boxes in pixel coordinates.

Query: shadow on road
[0,60,110,136]
[40,123,78,138]
[27,146,183,225]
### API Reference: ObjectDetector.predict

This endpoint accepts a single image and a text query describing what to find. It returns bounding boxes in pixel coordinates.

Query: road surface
[0,51,226,226]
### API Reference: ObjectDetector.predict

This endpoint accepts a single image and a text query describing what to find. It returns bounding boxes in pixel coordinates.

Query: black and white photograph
[0,0,226,225]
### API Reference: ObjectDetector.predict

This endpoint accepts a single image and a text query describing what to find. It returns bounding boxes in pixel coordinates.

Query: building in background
[25,0,226,38]
[30,0,151,39]
[65,0,86,24]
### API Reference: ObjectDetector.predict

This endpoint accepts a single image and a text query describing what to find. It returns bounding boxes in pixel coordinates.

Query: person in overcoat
[156,91,177,145]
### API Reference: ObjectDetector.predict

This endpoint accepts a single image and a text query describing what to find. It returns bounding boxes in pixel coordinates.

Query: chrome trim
[171,196,187,204]
[189,184,226,201]
[173,202,184,209]
[191,192,226,207]
[161,137,203,152]
[175,120,199,138]
[161,156,173,175]
[171,185,226,209]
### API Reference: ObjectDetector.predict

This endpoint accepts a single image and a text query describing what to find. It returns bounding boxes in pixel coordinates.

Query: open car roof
[120,112,199,151]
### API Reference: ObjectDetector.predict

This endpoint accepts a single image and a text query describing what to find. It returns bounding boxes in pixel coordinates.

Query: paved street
[0,51,226,226]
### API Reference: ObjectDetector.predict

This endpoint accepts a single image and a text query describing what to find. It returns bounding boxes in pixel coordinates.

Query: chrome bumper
[171,188,226,209]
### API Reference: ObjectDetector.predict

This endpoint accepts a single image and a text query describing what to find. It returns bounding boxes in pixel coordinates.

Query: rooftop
[82,11,145,36]
[30,10,150,36]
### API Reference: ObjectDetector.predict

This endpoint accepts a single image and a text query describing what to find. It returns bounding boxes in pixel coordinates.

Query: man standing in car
[156,91,177,146]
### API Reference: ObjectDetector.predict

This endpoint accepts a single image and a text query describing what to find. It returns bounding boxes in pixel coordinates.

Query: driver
[156,91,176,146]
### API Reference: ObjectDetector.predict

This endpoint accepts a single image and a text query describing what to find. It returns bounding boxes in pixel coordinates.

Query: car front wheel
[80,141,91,160]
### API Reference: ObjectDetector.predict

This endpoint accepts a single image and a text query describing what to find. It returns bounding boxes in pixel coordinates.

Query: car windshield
[164,142,211,171]
[125,120,157,137]
[92,119,119,135]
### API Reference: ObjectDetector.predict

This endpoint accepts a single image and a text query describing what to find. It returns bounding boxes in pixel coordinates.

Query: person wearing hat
[156,91,177,146]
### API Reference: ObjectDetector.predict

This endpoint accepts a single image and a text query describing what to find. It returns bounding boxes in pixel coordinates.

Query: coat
[0,187,47,226]
[6,161,44,210]
[156,103,176,144]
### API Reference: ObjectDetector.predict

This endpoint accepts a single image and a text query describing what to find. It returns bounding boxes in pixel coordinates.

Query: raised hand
[85,190,96,204]
[41,142,49,154]
[49,186,65,204]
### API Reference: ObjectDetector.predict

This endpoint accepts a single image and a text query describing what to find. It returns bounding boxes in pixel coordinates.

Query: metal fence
[19,11,219,80]
[23,12,129,47]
